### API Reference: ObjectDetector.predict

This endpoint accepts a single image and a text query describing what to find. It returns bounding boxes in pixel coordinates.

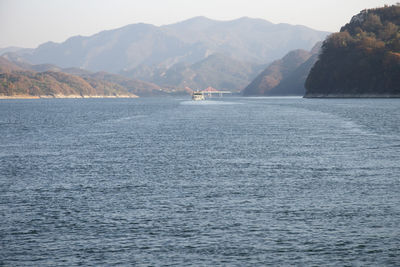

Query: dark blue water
[1,97,400,266]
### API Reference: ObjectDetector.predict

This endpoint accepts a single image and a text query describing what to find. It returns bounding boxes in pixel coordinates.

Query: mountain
[242,48,314,96]
[0,56,25,72]
[264,43,322,96]
[305,4,400,97]
[0,56,157,98]
[122,53,265,91]
[162,16,327,64]
[187,53,264,91]
[0,70,137,98]
[76,71,164,97]
[1,54,164,97]
[0,47,33,56]
[9,17,329,79]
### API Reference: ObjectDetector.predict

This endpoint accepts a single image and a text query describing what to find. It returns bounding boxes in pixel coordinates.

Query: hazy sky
[0,0,397,48]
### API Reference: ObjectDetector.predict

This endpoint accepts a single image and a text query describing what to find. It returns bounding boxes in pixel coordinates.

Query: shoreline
[304,94,400,98]
[0,94,139,99]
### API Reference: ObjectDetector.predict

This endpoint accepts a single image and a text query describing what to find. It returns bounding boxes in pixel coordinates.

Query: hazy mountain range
[1,8,398,99]
[2,17,329,92]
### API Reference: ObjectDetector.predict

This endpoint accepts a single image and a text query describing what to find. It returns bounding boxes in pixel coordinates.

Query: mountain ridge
[7,16,329,75]
[122,53,265,92]
[242,44,321,96]
[0,56,168,98]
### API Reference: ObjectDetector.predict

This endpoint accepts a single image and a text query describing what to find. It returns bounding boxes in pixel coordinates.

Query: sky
[0,0,398,48]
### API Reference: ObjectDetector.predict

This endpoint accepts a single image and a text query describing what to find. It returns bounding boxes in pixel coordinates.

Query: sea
[1,97,399,266]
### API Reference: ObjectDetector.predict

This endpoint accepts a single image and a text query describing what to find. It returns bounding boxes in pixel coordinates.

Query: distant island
[305,4,400,98]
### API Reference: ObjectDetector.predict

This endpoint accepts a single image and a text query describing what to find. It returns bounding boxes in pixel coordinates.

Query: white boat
[192,91,205,101]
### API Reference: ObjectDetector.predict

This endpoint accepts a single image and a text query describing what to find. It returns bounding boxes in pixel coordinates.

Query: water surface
[1,97,399,266]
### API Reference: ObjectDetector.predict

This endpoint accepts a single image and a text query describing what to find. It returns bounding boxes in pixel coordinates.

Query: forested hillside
[305,4,400,97]
[0,57,140,98]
